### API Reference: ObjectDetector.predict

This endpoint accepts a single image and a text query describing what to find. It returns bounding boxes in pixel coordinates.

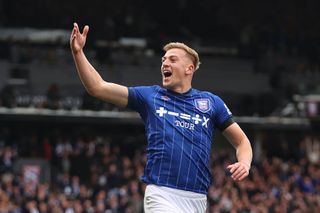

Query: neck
[166,84,192,94]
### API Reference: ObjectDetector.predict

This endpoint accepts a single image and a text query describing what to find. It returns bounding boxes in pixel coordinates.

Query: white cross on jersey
[156,107,167,117]
[192,114,202,124]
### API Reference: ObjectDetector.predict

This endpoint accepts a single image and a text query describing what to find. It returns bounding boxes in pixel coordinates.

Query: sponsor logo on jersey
[161,95,171,101]
[156,107,209,129]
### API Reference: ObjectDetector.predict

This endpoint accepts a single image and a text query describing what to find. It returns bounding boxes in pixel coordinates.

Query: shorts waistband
[147,184,207,199]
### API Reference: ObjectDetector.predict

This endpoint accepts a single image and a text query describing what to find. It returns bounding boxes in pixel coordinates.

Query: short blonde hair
[163,42,201,71]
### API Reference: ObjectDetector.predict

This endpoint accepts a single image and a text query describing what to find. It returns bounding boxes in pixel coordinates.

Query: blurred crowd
[0,126,146,213]
[0,126,319,213]
[1,0,320,49]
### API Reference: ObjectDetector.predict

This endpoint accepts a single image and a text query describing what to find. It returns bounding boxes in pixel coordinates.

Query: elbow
[85,85,101,98]
[84,80,106,98]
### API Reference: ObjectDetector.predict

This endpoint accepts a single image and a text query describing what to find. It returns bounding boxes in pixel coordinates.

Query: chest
[147,94,214,130]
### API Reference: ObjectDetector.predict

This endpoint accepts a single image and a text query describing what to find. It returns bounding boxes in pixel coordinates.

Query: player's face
[161,48,193,90]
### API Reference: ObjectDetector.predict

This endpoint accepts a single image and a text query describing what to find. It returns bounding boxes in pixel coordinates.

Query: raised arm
[222,122,253,181]
[70,23,128,107]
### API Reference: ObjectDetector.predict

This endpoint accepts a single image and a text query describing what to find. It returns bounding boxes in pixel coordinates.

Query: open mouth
[163,70,172,78]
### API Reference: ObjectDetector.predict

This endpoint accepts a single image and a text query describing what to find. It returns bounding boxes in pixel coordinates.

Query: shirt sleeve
[127,86,153,113]
[212,95,234,131]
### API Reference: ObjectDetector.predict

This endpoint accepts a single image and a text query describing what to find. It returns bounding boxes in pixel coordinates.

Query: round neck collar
[166,87,193,96]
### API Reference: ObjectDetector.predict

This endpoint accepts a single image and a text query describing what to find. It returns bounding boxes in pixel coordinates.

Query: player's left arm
[222,122,253,181]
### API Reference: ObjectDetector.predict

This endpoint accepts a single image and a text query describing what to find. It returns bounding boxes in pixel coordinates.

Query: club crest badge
[194,99,210,113]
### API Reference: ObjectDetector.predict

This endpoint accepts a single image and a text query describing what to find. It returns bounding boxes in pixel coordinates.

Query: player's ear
[186,64,195,75]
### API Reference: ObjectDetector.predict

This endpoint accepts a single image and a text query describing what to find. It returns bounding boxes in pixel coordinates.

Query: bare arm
[70,23,128,107]
[222,122,253,181]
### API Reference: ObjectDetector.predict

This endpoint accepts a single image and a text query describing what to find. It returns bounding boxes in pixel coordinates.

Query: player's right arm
[70,23,128,108]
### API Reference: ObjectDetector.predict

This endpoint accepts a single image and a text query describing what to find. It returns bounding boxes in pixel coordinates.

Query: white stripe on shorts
[144,184,207,213]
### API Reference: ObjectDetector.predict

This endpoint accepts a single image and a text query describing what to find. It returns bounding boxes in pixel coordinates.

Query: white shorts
[144,184,207,213]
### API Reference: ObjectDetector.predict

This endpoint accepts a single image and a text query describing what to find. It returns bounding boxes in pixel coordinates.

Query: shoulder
[129,85,161,92]
[193,89,222,101]
[128,85,164,100]
[127,85,161,109]
[193,89,228,111]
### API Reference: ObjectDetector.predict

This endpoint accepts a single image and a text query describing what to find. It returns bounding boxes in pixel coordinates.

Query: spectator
[0,126,319,212]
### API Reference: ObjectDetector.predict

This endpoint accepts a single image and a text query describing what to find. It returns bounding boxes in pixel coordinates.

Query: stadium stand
[0,0,319,212]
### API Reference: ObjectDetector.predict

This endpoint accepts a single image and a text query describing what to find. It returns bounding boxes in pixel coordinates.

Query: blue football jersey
[127,85,233,194]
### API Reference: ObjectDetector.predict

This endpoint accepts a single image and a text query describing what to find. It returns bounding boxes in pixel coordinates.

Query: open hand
[226,162,250,181]
[70,22,89,54]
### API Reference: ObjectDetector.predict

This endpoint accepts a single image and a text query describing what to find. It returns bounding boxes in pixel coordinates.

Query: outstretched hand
[226,161,250,181]
[70,22,89,54]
